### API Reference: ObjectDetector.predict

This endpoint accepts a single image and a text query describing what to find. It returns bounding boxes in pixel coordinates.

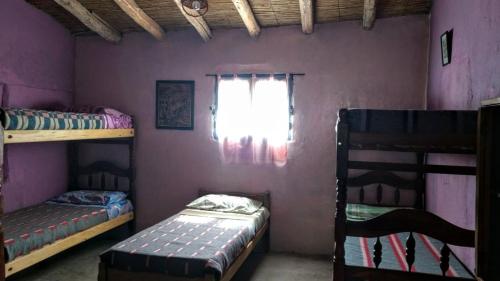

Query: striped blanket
[1,108,132,130]
[3,203,108,262]
[345,233,473,278]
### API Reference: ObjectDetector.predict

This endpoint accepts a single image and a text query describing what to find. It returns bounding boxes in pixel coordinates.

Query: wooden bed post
[415,152,426,210]
[334,109,349,281]
[68,142,79,189]
[476,104,496,280]
[128,117,136,234]
[0,124,5,281]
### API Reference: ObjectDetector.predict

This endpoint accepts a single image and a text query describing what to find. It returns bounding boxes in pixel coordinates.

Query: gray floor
[8,238,332,281]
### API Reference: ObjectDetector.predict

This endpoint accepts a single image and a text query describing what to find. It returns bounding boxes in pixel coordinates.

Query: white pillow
[187,194,263,215]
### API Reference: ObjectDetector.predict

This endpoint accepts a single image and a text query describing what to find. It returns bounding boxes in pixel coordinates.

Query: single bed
[98,191,270,281]
[4,161,136,277]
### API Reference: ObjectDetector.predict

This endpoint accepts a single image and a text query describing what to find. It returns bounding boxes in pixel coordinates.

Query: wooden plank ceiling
[26,0,431,42]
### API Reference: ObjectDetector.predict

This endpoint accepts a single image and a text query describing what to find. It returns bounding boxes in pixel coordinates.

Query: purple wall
[427,0,500,270]
[0,0,75,212]
[75,16,429,254]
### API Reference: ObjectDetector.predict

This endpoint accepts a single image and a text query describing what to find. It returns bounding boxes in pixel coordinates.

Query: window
[212,74,294,166]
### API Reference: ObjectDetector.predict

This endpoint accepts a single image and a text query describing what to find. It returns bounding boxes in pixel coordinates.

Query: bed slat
[348,161,476,175]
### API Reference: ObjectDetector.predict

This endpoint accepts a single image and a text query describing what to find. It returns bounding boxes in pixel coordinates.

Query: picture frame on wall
[441,29,453,66]
[156,80,195,130]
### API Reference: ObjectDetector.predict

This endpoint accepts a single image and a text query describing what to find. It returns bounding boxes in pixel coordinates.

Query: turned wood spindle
[101,173,106,189]
[373,237,382,269]
[405,232,416,271]
[376,183,383,204]
[440,243,451,276]
[394,188,400,205]
[359,186,365,203]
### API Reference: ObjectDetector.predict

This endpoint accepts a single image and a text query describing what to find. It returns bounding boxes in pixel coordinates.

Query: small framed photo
[156,80,194,130]
[441,29,453,66]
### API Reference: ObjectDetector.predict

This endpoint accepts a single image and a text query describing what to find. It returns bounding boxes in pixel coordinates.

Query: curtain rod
[205,73,305,77]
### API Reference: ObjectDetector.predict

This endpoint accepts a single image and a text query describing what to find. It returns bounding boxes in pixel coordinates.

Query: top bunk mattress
[1,108,132,130]
[101,207,270,279]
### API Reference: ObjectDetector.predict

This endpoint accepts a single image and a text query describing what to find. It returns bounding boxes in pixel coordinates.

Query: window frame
[210,73,295,141]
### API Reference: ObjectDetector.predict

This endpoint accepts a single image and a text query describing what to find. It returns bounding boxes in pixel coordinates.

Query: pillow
[48,190,127,206]
[186,194,263,215]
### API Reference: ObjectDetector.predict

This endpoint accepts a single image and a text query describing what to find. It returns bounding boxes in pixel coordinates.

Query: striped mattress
[101,207,269,278]
[345,233,474,278]
[3,201,133,262]
[1,108,132,130]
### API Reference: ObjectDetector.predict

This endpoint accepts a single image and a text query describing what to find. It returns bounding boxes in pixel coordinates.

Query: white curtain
[216,76,289,166]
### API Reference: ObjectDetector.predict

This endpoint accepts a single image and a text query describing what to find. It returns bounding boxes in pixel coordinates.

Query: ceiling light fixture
[181,0,208,17]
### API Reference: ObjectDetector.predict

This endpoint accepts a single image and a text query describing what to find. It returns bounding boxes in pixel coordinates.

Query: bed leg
[98,262,107,281]
[264,227,271,253]
[127,219,135,236]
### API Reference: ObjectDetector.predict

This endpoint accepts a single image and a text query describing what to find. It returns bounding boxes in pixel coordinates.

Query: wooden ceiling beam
[173,0,212,42]
[54,0,121,42]
[363,0,377,30]
[299,0,313,34]
[231,0,260,37]
[113,0,166,40]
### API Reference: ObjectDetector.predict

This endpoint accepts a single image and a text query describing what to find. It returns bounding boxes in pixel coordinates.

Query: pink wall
[427,0,500,270]
[75,16,428,254]
[0,0,75,212]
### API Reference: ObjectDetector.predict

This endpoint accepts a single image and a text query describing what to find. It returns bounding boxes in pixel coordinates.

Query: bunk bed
[334,109,478,281]
[98,190,270,281]
[0,107,136,279]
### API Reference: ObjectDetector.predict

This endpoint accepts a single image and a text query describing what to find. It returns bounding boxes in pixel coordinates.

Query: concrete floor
[8,238,332,281]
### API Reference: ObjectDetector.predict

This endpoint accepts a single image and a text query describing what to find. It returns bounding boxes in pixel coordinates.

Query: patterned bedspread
[100,207,270,279]
[3,201,133,262]
[345,233,473,278]
[1,108,132,130]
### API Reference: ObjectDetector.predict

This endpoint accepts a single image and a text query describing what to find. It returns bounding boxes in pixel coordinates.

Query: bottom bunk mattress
[3,200,133,262]
[100,207,270,279]
[345,233,473,278]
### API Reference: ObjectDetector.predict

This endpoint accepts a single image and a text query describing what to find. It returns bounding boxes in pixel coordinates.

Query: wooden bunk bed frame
[98,190,271,281]
[0,124,136,280]
[334,109,478,281]
[4,128,134,144]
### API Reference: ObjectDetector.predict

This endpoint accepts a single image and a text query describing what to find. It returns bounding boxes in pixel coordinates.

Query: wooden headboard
[71,161,133,195]
[347,170,424,209]
[198,189,271,210]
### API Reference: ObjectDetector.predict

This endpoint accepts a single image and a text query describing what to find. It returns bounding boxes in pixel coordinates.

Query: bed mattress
[1,108,132,130]
[3,200,133,262]
[345,233,473,278]
[100,207,270,279]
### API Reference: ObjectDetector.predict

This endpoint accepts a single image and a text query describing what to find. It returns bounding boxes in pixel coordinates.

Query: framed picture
[441,29,453,66]
[156,80,194,130]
